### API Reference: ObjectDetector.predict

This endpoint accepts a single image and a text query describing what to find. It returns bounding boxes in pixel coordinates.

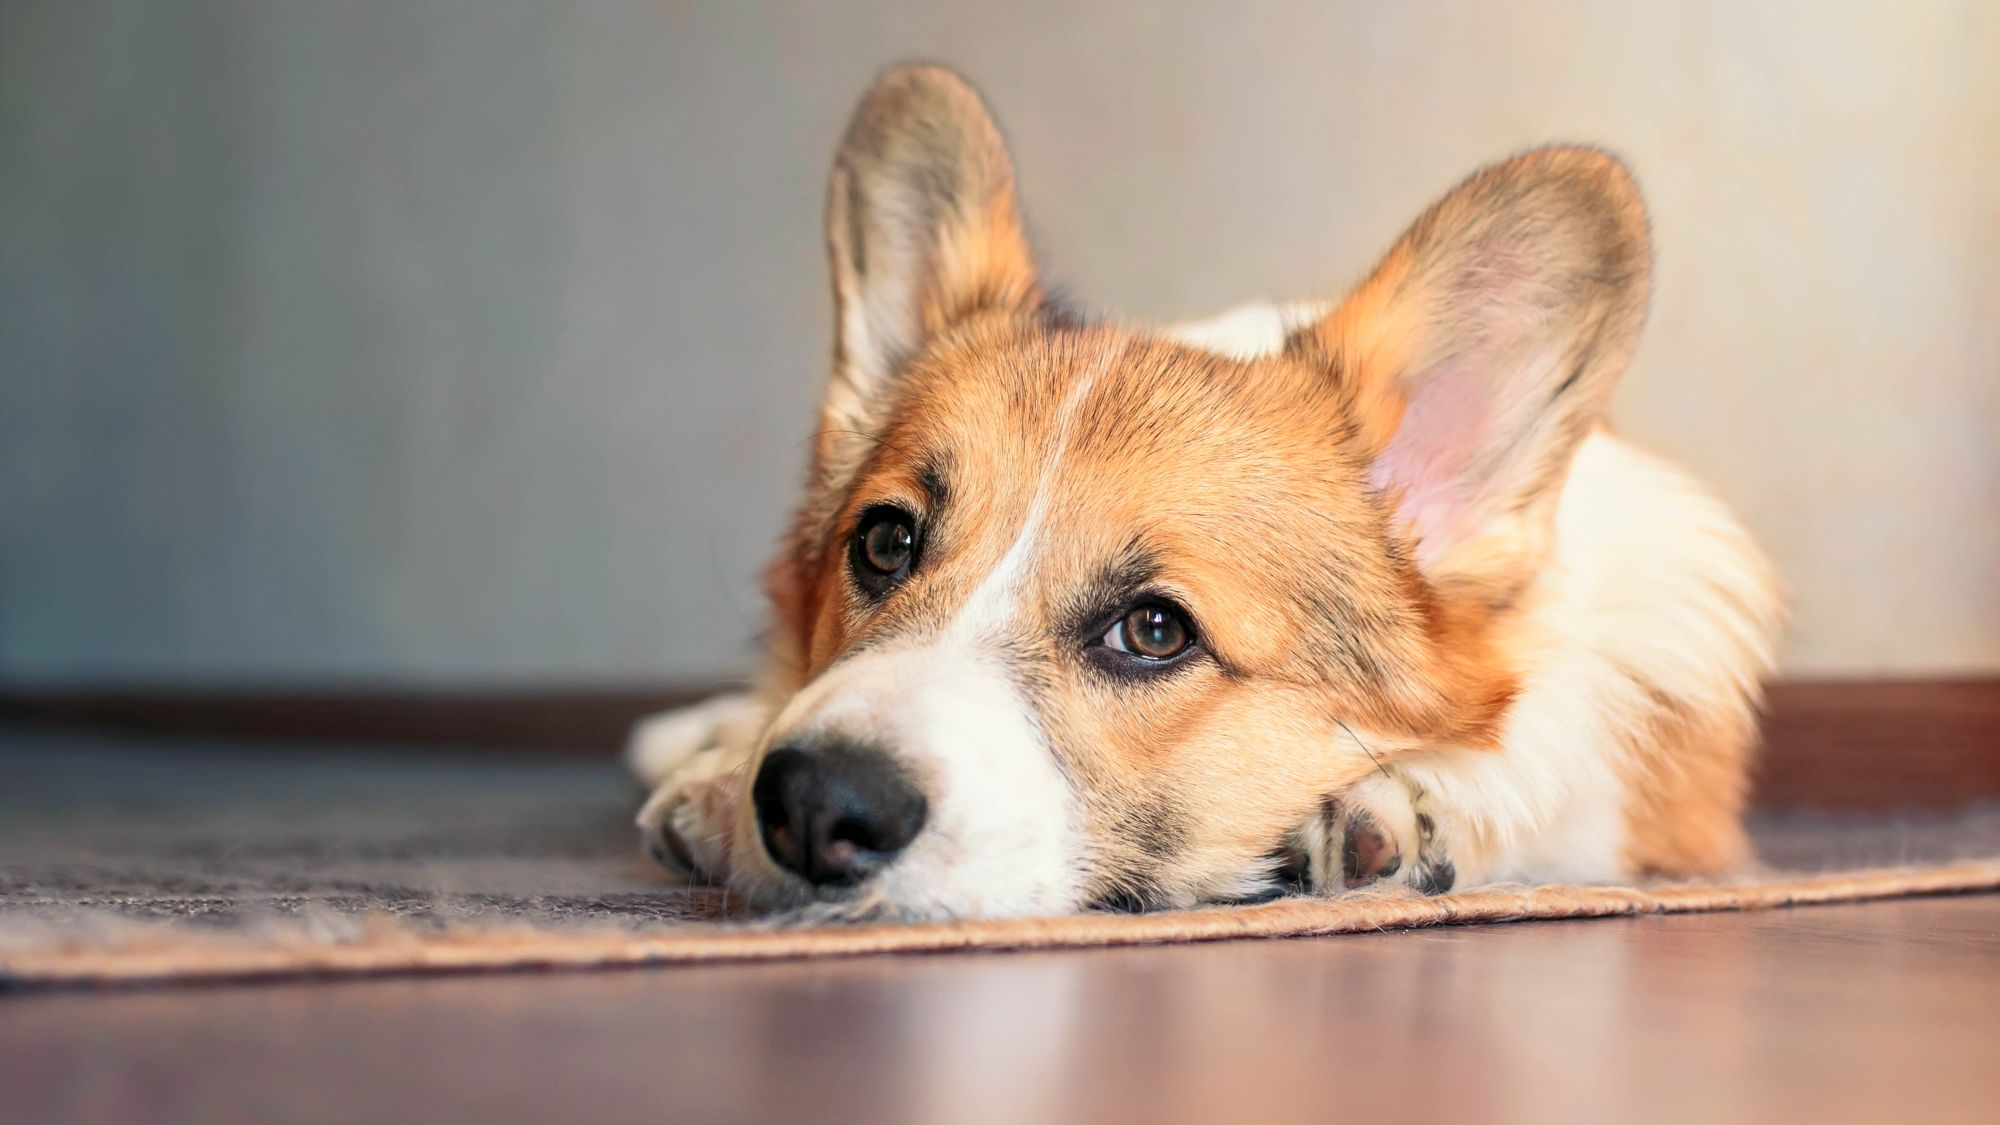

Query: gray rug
[0,728,721,940]
[5,726,1999,964]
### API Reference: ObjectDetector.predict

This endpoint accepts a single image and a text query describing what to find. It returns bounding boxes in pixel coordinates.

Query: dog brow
[1057,546,1163,636]
[916,451,952,513]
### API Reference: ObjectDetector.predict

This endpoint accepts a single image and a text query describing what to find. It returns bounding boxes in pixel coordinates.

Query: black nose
[751,740,928,886]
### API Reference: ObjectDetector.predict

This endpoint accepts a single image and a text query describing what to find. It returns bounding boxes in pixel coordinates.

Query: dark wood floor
[5,894,1998,1125]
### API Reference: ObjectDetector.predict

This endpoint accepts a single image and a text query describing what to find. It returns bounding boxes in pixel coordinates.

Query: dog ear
[768,68,1043,669]
[821,65,1042,443]
[1292,147,1651,603]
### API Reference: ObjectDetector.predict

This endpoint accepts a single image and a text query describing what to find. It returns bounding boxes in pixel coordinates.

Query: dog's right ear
[820,65,1042,446]
[770,68,1042,674]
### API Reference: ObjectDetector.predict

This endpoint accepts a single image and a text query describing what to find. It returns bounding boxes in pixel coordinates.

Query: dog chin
[724,830,1088,922]
[731,869,1092,924]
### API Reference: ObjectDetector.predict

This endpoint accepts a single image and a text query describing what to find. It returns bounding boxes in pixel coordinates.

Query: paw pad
[1341,811,1402,888]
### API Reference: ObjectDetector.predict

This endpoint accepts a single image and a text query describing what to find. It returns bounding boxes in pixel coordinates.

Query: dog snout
[751,739,928,886]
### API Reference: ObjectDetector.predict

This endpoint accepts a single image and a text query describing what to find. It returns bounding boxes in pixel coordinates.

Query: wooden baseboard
[3,678,1996,809]
[0,685,712,755]
[1754,679,2000,809]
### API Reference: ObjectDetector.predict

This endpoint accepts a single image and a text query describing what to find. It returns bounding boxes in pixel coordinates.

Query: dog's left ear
[821,66,1043,445]
[1292,147,1651,602]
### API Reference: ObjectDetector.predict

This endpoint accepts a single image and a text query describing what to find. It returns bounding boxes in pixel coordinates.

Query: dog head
[727,66,1651,919]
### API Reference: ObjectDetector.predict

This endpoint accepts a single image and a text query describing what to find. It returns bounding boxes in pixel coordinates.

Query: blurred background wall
[3,1,1995,688]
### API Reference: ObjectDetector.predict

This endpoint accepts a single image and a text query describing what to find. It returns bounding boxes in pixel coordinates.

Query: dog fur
[628,65,1781,921]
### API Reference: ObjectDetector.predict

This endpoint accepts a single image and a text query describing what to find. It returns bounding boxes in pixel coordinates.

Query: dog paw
[624,692,764,787]
[627,693,765,881]
[634,746,744,882]
[1297,773,1457,895]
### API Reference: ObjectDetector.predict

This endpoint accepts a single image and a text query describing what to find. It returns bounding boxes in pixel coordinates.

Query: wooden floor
[4,894,1998,1125]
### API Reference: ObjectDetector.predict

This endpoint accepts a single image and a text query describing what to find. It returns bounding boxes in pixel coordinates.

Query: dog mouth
[727,804,1322,919]
[1086,837,1313,914]
[654,763,1319,920]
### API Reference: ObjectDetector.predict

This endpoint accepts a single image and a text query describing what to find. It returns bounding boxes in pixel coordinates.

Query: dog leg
[627,693,767,882]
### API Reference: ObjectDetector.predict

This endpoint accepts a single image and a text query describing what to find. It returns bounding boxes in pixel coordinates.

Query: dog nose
[751,740,928,886]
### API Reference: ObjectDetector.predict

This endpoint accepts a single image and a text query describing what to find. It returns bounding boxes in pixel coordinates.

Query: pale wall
[3,1,1994,685]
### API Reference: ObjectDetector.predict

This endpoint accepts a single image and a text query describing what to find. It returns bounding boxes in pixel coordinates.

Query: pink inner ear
[1368,367,1494,566]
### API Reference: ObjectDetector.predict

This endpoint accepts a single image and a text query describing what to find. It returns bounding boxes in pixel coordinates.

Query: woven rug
[5,728,1998,989]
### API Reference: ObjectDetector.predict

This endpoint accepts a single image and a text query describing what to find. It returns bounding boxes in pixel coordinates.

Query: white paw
[1297,772,1459,895]
[626,693,767,881]
[624,692,764,786]
[634,748,744,881]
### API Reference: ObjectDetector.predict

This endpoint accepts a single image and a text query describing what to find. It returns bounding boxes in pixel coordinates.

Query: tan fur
[772,312,1545,903]
[630,65,1782,919]
[1619,695,1755,875]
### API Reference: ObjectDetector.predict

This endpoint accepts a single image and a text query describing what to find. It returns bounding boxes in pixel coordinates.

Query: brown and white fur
[629,66,1781,920]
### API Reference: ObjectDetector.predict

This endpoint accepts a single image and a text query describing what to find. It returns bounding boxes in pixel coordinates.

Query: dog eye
[860,514,914,574]
[1103,603,1192,661]
[852,507,918,593]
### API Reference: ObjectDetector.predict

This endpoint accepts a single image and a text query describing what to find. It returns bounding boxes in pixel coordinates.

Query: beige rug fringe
[7,858,1999,989]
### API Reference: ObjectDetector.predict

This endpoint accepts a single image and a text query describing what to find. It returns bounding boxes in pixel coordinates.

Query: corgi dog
[629,65,1780,921]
